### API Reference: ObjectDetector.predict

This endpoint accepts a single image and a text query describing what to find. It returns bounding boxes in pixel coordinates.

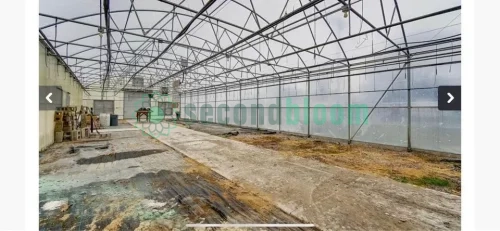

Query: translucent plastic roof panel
[39,0,461,92]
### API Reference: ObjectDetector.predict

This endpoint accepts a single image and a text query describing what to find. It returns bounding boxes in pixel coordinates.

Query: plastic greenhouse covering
[40,0,461,154]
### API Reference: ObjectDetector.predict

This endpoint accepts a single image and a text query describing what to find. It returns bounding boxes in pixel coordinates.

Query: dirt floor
[178,121,461,195]
[39,130,316,230]
[135,120,460,230]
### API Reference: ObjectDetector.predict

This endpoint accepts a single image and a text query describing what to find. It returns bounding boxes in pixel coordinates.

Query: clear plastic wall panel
[227,107,237,125]
[183,94,195,119]
[411,63,461,88]
[215,102,227,124]
[241,99,257,107]
[227,100,239,107]
[242,88,257,100]
[232,106,242,126]
[310,107,349,139]
[184,105,198,120]
[182,106,189,119]
[310,94,348,107]
[376,68,408,91]
[227,90,240,101]
[351,66,410,92]
[280,108,308,134]
[268,85,280,98]
[181,94,187,105]
[206,100,216,121]
[181,94,188,119]
[281,82,307,97]
[207,93,215,102]
[216,91,226,101]
[350,90,408,107]
[311,79,330,95]
[198,103,215,123]
[195,94,202,106]
[198,93,206,102]
[260,107,279,131]
[190,94,196,105]
[411,108,461,154]
[180,102,187,119]
[258,86,279,98]
[195,104,202,121]
[281,96,308,108]
[242,106,256,128]
[310,77,349,95]
[207,100,216,108]
[411,88,438,107]
[350,108,408,147]
[180,96,186,107]
[208,101,216,122]
[259,98,279,108]
[350,73,385,93]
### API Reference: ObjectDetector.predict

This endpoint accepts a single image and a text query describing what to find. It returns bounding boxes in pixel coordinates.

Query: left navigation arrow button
[46,92,53,103]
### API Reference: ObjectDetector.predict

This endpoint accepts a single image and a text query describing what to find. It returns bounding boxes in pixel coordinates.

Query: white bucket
[99,113,110,127]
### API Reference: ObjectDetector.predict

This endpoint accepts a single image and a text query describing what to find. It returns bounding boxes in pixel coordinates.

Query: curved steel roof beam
[312,5,350,65]
[64,59,238,81]
[223,0,359,68]
[230,0,334,69]
[52,39,256,75]
[47,28,261,67]
[40,9,320,78]
[53,28,299,79]
[41,8,333,66]
[61,40,269,80]
[167,0,308,70]
[42,14,307,76]
[160,2,334,64]
[337,0,408,56]
[191,5,461,84]
[148,0,326,88]
[203,13,278,80]
[118,0,220,92]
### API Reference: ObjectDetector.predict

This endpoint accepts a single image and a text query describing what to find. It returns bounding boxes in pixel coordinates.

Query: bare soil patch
[230,133,461,195]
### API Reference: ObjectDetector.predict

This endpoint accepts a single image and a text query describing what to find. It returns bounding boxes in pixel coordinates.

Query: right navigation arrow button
[438,86,460,111]
[447,92,454,103]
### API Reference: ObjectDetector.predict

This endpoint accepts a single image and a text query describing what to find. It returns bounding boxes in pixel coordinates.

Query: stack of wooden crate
[54,111,64,143]
[54,106,92,142]
[79,106,89,127]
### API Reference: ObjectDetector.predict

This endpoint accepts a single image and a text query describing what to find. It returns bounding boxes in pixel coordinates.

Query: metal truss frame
[39,0,461,151]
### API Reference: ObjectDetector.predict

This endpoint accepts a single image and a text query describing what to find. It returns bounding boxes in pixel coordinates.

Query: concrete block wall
[82,88,124,119]
[39,41,85,151]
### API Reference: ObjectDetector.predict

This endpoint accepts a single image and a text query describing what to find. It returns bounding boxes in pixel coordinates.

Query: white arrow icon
[46,92,52,103]
[447,92,454,103]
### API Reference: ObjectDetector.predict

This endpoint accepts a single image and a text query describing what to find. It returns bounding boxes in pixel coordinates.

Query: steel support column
[407,56,412,151]
[278,76,281,133]
[256,79,259,130]
[102,0,112,99]
[214,87,217,123]
[239,82,242,126]
[197,91,200,122]
[225,86,228,125]
[347,66,351,144]
[205,88,208,122]
[307,72,311,137]
[190,92,193,121]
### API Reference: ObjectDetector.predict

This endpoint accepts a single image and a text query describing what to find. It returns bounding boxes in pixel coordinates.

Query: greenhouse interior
[38,0,462,230]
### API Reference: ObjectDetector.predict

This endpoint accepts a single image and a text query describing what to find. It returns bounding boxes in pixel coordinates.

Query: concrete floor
[39,120,460,230]
[39,130,311,230]
[130,120,461,231]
